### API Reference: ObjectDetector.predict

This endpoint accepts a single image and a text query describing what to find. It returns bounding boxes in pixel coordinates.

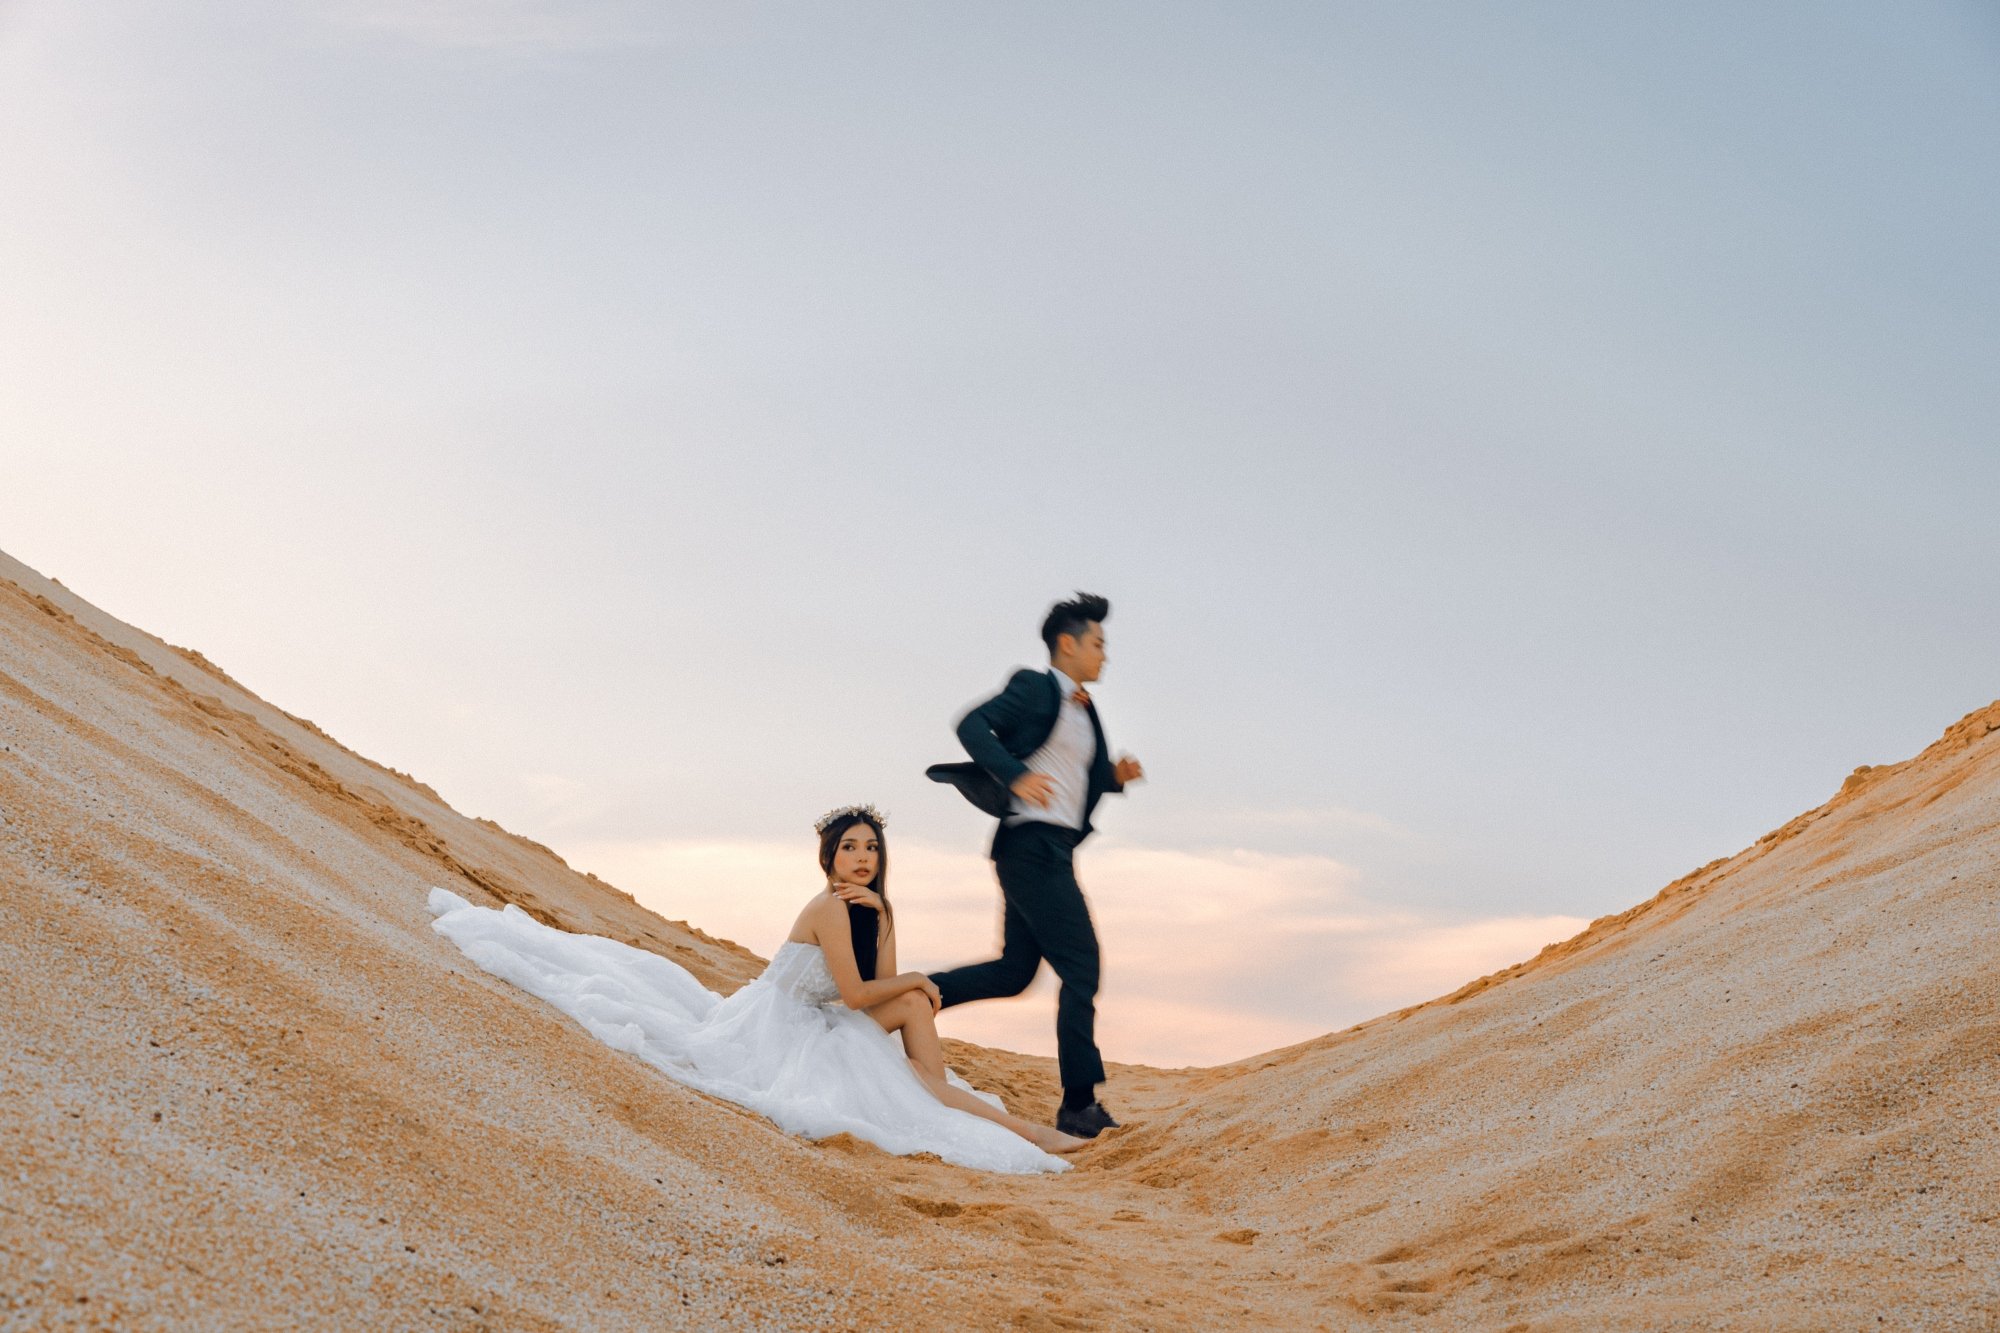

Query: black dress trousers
[931,821,1106,1093]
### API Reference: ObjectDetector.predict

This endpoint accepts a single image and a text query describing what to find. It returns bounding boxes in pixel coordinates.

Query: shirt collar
[1049,666,1079,701]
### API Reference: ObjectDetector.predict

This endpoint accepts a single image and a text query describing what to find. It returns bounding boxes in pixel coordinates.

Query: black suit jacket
[927,668,1123,840]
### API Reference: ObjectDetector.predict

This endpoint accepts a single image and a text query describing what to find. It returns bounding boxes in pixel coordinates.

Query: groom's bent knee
[992,948,1040,992]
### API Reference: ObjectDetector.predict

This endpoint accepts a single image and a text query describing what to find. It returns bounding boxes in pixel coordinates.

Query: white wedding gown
[426,889,1067,1174]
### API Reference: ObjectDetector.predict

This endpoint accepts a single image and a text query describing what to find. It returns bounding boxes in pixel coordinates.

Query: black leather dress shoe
[1055,1101,1120,1139]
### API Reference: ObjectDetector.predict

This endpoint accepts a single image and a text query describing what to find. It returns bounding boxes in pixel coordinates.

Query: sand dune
[2,547,1993,1329]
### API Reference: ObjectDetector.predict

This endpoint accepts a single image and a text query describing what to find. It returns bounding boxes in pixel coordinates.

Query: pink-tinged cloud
[575,835,1588,1068]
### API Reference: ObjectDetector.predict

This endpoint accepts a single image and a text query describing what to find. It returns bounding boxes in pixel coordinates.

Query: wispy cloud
[570,836,1588,1068]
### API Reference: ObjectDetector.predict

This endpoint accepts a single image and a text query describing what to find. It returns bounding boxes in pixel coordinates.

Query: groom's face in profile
[1058,623,1107,683]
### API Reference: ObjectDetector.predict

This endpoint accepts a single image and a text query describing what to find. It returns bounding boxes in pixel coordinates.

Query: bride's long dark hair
[816,811,892,981]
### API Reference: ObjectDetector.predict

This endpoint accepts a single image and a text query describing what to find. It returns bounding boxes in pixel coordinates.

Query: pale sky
[4,2,1996,1064]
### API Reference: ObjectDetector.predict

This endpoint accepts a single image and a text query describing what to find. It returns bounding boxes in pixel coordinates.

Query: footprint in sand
[896,1195,1066,1244]
[896,1194,965,1218]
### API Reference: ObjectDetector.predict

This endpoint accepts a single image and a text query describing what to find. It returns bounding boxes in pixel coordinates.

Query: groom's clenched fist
[1011,772,1056,808]
[1114,755,1144,786]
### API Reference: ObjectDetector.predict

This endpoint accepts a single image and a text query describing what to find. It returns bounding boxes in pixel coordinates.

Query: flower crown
[814,803,887,835]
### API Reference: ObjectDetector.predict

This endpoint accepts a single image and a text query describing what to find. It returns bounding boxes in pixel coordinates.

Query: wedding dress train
[426,889,1067,1174]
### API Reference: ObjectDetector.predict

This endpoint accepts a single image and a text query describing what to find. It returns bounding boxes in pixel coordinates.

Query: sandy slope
[2,547,1993,1330]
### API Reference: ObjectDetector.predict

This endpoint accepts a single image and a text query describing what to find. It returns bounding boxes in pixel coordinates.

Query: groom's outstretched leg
[930,897,1041,1009]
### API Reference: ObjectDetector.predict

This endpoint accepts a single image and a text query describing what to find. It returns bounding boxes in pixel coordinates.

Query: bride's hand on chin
[827,879,884,911]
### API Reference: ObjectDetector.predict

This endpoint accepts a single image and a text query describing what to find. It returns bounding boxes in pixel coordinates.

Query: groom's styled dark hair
[816,811,892,981]
[1041,592,1109,657]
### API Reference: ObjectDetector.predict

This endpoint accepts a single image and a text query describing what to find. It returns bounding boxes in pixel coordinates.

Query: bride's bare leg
[905,1059,1088,1154]
[868,993,1087,1154]
[867,990,948,1080]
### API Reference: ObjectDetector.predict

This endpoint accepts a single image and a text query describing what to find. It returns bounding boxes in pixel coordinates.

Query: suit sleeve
[955,669,1043,787]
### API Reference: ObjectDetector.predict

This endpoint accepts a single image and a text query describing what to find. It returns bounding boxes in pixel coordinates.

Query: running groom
[926,592,1143,1139]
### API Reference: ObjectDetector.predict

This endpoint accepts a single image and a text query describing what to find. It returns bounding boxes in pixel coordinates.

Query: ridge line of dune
[0,565,765,978]
[1206,695,2000,1074]
[1424,698,2000,1007]
[5,560,596,884]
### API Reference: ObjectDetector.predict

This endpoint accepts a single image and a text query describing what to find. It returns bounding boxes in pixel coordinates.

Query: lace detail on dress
[763,940,842,1007]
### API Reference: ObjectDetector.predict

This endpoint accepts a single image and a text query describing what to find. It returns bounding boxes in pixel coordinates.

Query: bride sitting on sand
[427,804,1084,1173]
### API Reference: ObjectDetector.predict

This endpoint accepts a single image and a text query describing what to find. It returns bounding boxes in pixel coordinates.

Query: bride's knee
[877,990,928,1026]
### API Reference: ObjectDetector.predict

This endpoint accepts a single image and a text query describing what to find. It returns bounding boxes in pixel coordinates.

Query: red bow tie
[1070,687,1092,707]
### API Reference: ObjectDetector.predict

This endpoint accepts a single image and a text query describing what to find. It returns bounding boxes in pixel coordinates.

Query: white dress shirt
[1005,667,1095,833]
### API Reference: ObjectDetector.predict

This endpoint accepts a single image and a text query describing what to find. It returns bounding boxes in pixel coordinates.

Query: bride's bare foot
[1033,1123,1092,1154]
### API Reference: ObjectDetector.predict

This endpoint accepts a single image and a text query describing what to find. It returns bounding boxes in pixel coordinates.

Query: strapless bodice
[762,940,843,1007]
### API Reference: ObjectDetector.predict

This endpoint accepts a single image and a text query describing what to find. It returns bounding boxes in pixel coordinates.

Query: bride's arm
[810,896,932,1011]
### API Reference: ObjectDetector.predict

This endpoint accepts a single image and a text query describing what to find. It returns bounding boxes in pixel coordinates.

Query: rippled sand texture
[2,546,1994,1330]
